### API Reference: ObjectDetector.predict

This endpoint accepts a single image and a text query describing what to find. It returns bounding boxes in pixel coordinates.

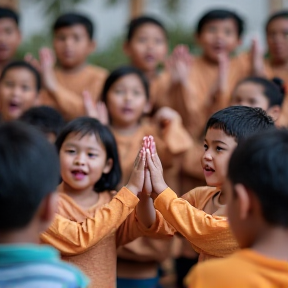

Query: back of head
[0,6,19,26]
[0,122,60,231]
[53,12,94,39]
[206,106,275,142]
[266,10,288,31]
[197,9,244,37]
[126,15,167,42]
[229,129,288,227]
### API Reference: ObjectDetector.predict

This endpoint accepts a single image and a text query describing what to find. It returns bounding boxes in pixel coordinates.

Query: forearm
[136,193,156,228]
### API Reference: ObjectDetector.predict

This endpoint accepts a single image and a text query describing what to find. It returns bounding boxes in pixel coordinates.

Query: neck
[57,62,87,74]
[111,121,141,136]
[201,54,221,66]
[131,61,156,81]
[0,59,12,73]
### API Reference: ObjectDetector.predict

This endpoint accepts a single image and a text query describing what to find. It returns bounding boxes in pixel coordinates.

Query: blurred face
[53,24,95,69]
[106,74,148,128]
[0,18,21,63]
[197,19,241,63]
[60,132,111,193]
[125,23,168,72]
[267,18,288,64]
[202,128,237,187]
[0,68,38,121]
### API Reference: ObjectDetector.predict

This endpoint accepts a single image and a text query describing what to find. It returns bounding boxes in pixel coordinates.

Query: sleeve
[184,265,204,288]
[154,188,238,257]
[40,187,139,255]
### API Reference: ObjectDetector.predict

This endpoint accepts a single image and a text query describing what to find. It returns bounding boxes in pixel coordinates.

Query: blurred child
[185,129,288,288]
[30,13,107,120]
[0,60,40,121]
[0,7,21,72]
[0,122,88,287]
[40,117,172,288]
[231,76,284,122]
[19,105,65,143]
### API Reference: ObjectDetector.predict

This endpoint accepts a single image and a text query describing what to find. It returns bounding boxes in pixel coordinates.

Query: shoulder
[182,186,218,202]
[86,64,108,78]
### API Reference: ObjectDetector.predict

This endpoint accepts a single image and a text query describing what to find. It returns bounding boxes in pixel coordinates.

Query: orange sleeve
[154,188,238,257]
[40,187,139,255]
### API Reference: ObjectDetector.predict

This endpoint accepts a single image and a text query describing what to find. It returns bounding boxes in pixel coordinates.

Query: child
[19,105,65,143]
[0,121,88,287]
[33,13,107,120]
[231,76,285,122]
[184,129,288,288]
[0,60,41,121]
[0,7,21,72]
[40,117,172,288]
[145,106,274,262]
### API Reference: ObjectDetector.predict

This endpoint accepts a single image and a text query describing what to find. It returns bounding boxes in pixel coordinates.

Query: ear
[234,184,250,220]
[123,41,131,56]
[103,158,113,174]
[89,40,97,54]
[267,105,281,121]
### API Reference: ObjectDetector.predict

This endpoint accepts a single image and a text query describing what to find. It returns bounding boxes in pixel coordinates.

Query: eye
[65,149,76,154]
[137,36,147,43]
[88,152,98,158]
[216,146,224,152]
[22,85,31,91]
[204,144,208,151]
[114,88,125,95]
[4,81,14,88]
[224,29,233,36]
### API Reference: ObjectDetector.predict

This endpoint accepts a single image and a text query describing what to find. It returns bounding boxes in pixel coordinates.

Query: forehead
[54,24,90,37]
[205,128,237,146]
[63,131,104,148]
[235,82,264,95]
[0,17,18,29]
[201,18,238,30]
[132,23,166,38]
[267,17,288,31]
[2,67,36,82]
[112,73,143,86]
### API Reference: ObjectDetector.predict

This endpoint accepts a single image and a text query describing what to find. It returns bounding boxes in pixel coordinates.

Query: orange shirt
[185,249,288,288]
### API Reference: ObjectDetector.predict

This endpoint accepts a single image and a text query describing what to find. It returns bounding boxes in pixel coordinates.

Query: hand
[142,136,153,196]
[24,53,41,72]
[250,36,265,76]
[153,106,181,129]
[83,90,109,125]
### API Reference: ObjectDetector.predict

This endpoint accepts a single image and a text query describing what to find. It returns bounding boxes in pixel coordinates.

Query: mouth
[144,54,156,63]
[71,169,88,180]
[8,101,21,112]
[203,165,215,177]
[121,107,134,114]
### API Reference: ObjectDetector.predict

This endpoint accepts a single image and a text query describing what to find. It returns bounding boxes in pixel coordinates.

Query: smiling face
[202,128,238,187]
[59,132,112,194]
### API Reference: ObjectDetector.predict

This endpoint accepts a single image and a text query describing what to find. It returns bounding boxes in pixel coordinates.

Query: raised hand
[250,36,265,76]
[153,106,181,129]
[24,53,41,72]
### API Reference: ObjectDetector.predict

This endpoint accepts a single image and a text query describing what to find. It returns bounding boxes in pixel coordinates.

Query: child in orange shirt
[185,129,288,288]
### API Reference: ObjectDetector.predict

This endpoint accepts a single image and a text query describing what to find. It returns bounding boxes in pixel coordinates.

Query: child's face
[106,74,148,127]
[53,24,95,69]
[60,132,111,193]
[0,68,38,121]
[267,18,288,63]
[202,128,237,187]
[0,18,21,63]
[197,19,241,62]
[124,24,168,72]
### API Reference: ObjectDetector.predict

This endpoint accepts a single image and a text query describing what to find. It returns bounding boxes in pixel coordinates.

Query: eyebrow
[64,142,100,151]
[204,139,228,145]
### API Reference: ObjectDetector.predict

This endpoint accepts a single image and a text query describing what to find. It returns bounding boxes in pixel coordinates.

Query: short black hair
[197,9,244,37]
[126,15,167,42]
[53,12,94,39]
[0,60,41,92]
[101,66,150,103]
[206,106,275,142]
[0,122,60,231]
[0,7,19,26]
[55,117,121,192]
[266,10,288,31]
[236,76,285,107]
[19,106,65,138]
[229,129,288,227]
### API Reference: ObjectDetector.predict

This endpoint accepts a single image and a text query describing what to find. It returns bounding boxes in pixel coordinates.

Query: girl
[41,117,162,288]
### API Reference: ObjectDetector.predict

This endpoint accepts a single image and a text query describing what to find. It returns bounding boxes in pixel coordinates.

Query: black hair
[53,12,94,39]
[197,9,244,37]
[19,106,65,138]
[0,60,41,92]
[206,106,275,142]
[55,117,121,192]
[126,15,167,42]
[0,121,60,231]
[0,7,19,26]
[236,76,285,107]
[229,129,288,227]
[101,65,150,103]
[266,10,288,31]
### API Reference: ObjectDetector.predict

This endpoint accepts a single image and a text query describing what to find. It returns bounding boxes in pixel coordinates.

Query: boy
[0,60,40,121]
[145,106,274,261]
[0,7,21,72]
[19,105,65,143]
[37,13,107,120]
[184,129,288,288]
[0,121,88,287]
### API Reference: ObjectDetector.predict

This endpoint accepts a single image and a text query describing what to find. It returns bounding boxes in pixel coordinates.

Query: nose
[203,151,213,161]
[74,153,86,166]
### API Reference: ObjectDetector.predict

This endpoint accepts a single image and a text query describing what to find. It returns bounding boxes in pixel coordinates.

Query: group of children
[0,5,288,288]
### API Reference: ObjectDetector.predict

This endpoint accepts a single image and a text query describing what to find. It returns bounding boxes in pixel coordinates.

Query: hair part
[266,10,288,31]
[0,7,19,26]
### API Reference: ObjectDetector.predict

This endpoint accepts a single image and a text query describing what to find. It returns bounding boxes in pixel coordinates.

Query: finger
[137,148,146,170]
[146,148,156,171]
[134,148,142,167]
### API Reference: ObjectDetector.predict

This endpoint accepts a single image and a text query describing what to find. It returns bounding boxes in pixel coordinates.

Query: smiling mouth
[71,169,88,180]
[204,166,215,172]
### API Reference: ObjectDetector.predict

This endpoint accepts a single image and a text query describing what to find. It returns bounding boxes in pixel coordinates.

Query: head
[124,15,168,72]
[101,66,149,128]
[266,10,288,64]
[227,129,288,248]
[231,77,284,121]
[19,106,65,143]
[196,9,243,62]
[0,122,59,240]
[202,106,274,188]
[53,13,95,69]
[0,60,41,121]
[0,7,21,64]
[55,117,121,193]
